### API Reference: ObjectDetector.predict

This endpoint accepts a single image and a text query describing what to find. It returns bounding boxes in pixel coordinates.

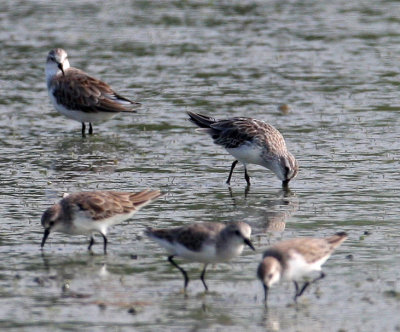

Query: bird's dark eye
[49,221,55,227]
[268,273,273,279]
[235,230,241,236]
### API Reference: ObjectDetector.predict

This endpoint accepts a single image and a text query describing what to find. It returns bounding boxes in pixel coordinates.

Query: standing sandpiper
[41,189,161,254]
[187,112,298,188]
[45,48,141,137]
[257,232,348,304]
[145,221,255,292]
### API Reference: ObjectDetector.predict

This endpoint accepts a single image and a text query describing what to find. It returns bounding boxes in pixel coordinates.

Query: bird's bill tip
[263,283,269,303]
[57,63,65,75]
[244,238,255,251]
[41,228,50,248]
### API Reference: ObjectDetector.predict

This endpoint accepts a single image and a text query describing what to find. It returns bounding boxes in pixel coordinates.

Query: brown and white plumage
[41,190,161,253]
[145,221,255,291]
[45,48,141,136]
[257,232,348,303]
[187,112,298,188]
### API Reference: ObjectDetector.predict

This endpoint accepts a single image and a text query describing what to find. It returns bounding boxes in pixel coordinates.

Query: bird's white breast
[69,209,136,235]
[284,252,329,281]
[226,142,264,166]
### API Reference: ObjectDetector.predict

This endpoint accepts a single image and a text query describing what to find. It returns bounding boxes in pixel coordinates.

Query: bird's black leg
[226,160,238,185]
[200,264,209,291]
[244,166,251,186]
[311,271,326,284]
[293,281,300,302]
[88,236,95,251]
[168,255,189,291]
[295,272,326,300]
[100,233,108,254]
[295,281,310,300]
[81,122,86,137]
[244,184,250,198]
[293,272,326,302]
[89,123,93,135]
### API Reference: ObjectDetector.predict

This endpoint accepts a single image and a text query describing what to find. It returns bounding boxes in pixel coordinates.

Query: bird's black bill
[41,229,50,248]
[244,238,255,251]
[263,284,269,303]
[58,63,64,76]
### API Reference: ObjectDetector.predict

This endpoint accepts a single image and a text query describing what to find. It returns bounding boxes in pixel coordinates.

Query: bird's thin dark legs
[293,272,326,302]
[311,271,326,284]
[200,264,209,291]
[81,122,86,137]
[294,281,310,301]
[89,123,93,135]
[168,255,189,290]
[244,184,250,198]
[244,166,251,186]
[100,233,108,254]
[226,160,238,185]
[88,236,95,251]
[293,281,300,301]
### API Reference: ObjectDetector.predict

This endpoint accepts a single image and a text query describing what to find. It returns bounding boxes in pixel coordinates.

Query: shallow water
[1,0,400,331]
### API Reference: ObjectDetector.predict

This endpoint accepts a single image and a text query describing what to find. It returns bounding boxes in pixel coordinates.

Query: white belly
[284,253,328,281]
[226,142,264,166]
[151,238,244,264]
[65,210,136,236]
[48,91,117,123]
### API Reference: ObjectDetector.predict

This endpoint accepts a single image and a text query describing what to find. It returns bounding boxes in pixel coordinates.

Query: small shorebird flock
[41,48,349,305]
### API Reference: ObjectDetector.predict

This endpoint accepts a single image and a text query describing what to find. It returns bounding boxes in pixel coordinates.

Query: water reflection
[260,305,325,332]
[258,190,298,234]
[228,186,298,238]
[261,307,281,331]
[228,185,250,203]
[40,251,107,273]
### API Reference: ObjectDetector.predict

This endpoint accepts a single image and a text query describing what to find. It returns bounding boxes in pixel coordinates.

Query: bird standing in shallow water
[257,232,347,304]
[45,48,141,137]
[145,221,255,292]
[187,112,298,188]
[41,190,161,254]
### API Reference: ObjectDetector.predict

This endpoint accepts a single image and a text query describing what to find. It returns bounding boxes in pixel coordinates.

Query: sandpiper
[257,232,348,304]
[187,112,298,188]
[145,221,255,292]
[45,48,141,137]
[41,189,161,254]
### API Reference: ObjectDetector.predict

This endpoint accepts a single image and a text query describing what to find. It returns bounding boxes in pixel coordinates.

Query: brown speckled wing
[273,238,334,264]
[209,118,255,148]
[149,222,225,252]
[53,68,138,113]
[211,118,286,153]
[175,223,224,251]
[67,190,161,221]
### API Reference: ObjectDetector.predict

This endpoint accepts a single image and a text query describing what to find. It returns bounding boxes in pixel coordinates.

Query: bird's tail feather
[326,232,348,249]
[187,111,216,128]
